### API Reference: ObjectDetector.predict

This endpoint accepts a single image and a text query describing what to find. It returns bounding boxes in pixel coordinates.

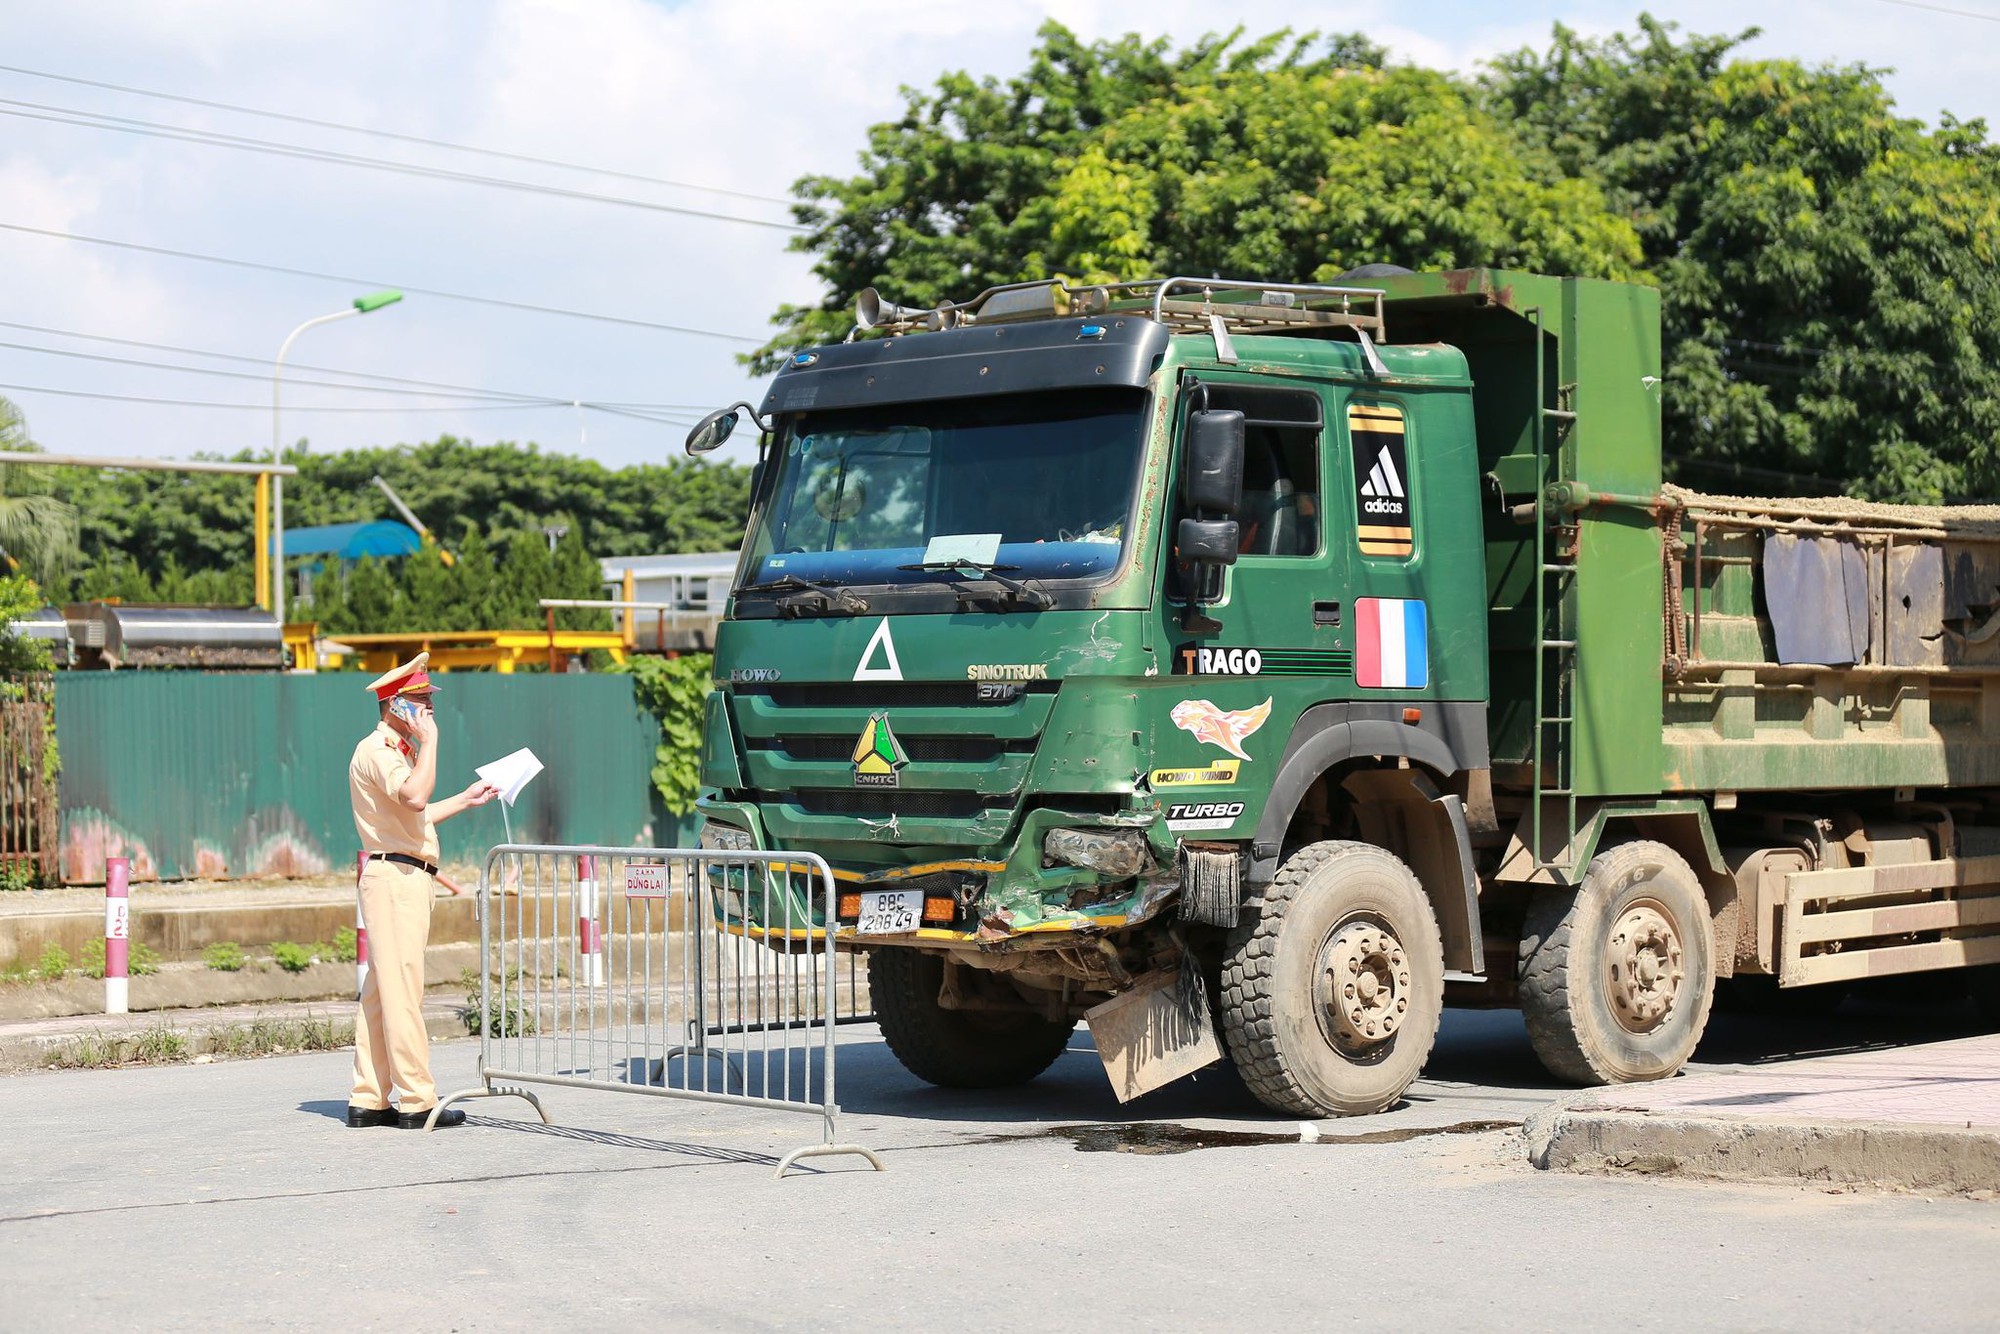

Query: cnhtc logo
[851,713,909,787]
[1359,444,1407,515]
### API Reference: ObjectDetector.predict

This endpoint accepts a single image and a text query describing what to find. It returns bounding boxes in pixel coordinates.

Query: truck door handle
[1314,601,1342,626]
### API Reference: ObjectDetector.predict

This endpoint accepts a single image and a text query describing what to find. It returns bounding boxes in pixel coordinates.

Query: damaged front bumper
[693,796,1181,947]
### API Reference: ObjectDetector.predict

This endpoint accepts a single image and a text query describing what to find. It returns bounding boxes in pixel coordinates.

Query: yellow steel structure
[253,474,272,611]
[330,630,629,674]
[282,621,317,671]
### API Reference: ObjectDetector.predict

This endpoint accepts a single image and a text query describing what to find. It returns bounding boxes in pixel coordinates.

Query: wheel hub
[1605,899,1685,1033]
[1320,922,1410,1050]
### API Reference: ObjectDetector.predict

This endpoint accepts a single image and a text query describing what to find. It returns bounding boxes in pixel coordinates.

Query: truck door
[1334,392,1431,692]
[1167,377,1350,690]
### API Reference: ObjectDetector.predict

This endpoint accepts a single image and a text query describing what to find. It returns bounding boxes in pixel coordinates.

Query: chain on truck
[682,267,2000,1118]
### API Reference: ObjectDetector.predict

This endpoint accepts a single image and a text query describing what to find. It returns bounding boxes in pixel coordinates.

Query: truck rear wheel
[1518,840,1716,1085]
[868,948,1077,1089]
[1219,840,1445,1118]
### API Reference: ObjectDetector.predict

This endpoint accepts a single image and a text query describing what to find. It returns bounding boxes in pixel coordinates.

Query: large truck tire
[868,948,1076,1089]
[1518,840,1716,1085]
[1219,840,1445,1117]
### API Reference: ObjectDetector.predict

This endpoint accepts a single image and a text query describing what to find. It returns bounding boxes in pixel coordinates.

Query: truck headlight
[700,821,754,853]
[1043,827,1150,878]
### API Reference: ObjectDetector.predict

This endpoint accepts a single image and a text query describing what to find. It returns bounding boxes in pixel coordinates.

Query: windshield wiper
[896,559,1055,611]
[736,574,868,617]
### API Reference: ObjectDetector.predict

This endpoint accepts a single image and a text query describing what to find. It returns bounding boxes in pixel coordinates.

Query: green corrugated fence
[55,672,695,883]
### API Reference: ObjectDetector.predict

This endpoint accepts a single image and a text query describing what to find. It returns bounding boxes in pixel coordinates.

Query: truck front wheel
[868,948,1077,1089]
[1220,840,1446,1117]
[1517,840,1716,1085]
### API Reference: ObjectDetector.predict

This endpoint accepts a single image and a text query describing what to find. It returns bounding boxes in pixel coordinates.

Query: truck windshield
[741,388,1149,595]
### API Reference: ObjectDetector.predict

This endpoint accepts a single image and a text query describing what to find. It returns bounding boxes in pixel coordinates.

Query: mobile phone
[391,697,422,726]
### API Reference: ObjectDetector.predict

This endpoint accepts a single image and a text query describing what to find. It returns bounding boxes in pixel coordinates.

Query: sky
[1,0,1995,486]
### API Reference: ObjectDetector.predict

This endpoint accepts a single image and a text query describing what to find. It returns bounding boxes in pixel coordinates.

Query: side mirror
[1184,410,1245,515]
[685,406,742,456]
[1177,517,1240,566]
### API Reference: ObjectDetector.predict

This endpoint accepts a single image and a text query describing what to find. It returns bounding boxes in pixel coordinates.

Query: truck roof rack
[851,276,1389,368]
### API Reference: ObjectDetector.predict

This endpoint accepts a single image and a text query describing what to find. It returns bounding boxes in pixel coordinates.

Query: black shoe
[398,1106,466,1130]
[346,1105,397,1128]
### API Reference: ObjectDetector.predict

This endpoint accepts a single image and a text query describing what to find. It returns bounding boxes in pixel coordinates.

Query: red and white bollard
[104,856,130,1015]
[577,855,604,987]
[354,851,371,998]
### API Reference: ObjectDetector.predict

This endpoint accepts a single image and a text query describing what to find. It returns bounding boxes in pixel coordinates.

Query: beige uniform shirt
[349,721,440,863]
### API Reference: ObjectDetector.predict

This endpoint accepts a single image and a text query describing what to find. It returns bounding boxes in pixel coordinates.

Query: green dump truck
[685,268,2000,1117]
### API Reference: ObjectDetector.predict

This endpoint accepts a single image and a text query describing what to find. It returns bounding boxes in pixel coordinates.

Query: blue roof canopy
[283,520,423,560]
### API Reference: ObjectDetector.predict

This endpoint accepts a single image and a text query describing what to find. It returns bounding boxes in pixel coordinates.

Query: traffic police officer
[346,653,497,1129]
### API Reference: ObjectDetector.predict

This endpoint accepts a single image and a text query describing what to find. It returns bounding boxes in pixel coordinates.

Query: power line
[0,62,798,207]
[0,319,713,411]
[0,338,565,404]
[1866,0,2000,22]
[0,379,707,424]
[0,381,553,413]
[0,98,807,232]
[0,221,767,343]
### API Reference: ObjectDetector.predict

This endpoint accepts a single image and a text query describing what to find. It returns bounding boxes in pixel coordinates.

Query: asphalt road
[2,1006,1995,1331]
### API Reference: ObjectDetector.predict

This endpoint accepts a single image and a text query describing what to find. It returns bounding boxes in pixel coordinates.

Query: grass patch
[39,1012,355,1070]
[270,941,313,974]
[34,944,69,982]
[79,937,161,978]
[131,1022,187,1063]
[205,1013,354,1058]
[203,942,247,972]
[332,926,358,964]
[48,1032,123,1069]
[458,966,537,1038]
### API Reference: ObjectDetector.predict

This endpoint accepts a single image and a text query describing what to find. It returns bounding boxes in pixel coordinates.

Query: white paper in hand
[476,748,544,807]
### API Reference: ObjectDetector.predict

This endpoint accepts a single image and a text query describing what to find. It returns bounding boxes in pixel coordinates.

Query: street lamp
[270,290,403,625]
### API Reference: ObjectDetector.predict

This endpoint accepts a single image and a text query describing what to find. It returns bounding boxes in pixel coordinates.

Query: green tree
[342,556,401,634]
[0,400,80,588]
[496,533,555,626]
[548,526,610,631]
[1483,16,2000,500]
[0,573,55,675]
[43,436,749,603]
[399,540,458,631]
[1033,64,1642,287]
[754,23,1641,370]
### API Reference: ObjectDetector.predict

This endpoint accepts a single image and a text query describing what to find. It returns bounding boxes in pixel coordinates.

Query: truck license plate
[856,889,921,935]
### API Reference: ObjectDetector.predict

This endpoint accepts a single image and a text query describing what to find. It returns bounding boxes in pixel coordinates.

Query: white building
[598,551,738,651]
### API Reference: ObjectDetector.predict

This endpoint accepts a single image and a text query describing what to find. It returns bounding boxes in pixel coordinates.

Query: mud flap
[1085,963,1223,1102]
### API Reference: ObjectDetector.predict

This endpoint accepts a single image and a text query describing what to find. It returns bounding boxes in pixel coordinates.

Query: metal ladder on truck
[1528,306,1579,876]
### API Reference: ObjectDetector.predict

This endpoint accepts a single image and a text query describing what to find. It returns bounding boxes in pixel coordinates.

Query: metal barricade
[433,844,883,1177]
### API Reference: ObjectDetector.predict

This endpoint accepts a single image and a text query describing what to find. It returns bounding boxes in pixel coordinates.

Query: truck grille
[749,734,1033,764]
[788,790,1005,819]
[739,682,1054,710]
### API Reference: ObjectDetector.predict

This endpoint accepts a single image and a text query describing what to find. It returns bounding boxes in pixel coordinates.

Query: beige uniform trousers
[351,860,436,1111]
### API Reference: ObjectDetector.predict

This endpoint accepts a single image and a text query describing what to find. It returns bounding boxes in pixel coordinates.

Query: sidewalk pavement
[1526,1033,2000,1195]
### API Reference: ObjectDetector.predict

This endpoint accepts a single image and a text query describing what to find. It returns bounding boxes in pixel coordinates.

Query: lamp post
[271,290,403,624]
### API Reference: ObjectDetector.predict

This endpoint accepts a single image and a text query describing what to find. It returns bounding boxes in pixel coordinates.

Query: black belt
[367,851,438,875]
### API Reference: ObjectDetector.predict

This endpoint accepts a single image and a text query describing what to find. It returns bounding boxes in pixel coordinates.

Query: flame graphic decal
[1169,697,1273,761]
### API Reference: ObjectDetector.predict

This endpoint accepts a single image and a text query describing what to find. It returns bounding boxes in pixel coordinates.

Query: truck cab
[691,275,1511,1115]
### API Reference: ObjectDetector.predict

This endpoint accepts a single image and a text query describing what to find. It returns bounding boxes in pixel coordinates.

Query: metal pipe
[0,450,298,475]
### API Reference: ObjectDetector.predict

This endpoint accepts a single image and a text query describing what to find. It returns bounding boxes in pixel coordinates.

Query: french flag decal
[1355,598,1429,689]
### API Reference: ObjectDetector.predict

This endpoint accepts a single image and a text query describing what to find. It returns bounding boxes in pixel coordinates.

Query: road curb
[1523,1095,2000,1195]
[0,1005,469,1073]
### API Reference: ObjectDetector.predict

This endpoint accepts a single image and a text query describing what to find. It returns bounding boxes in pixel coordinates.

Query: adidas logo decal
[1359,446,1406,499]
